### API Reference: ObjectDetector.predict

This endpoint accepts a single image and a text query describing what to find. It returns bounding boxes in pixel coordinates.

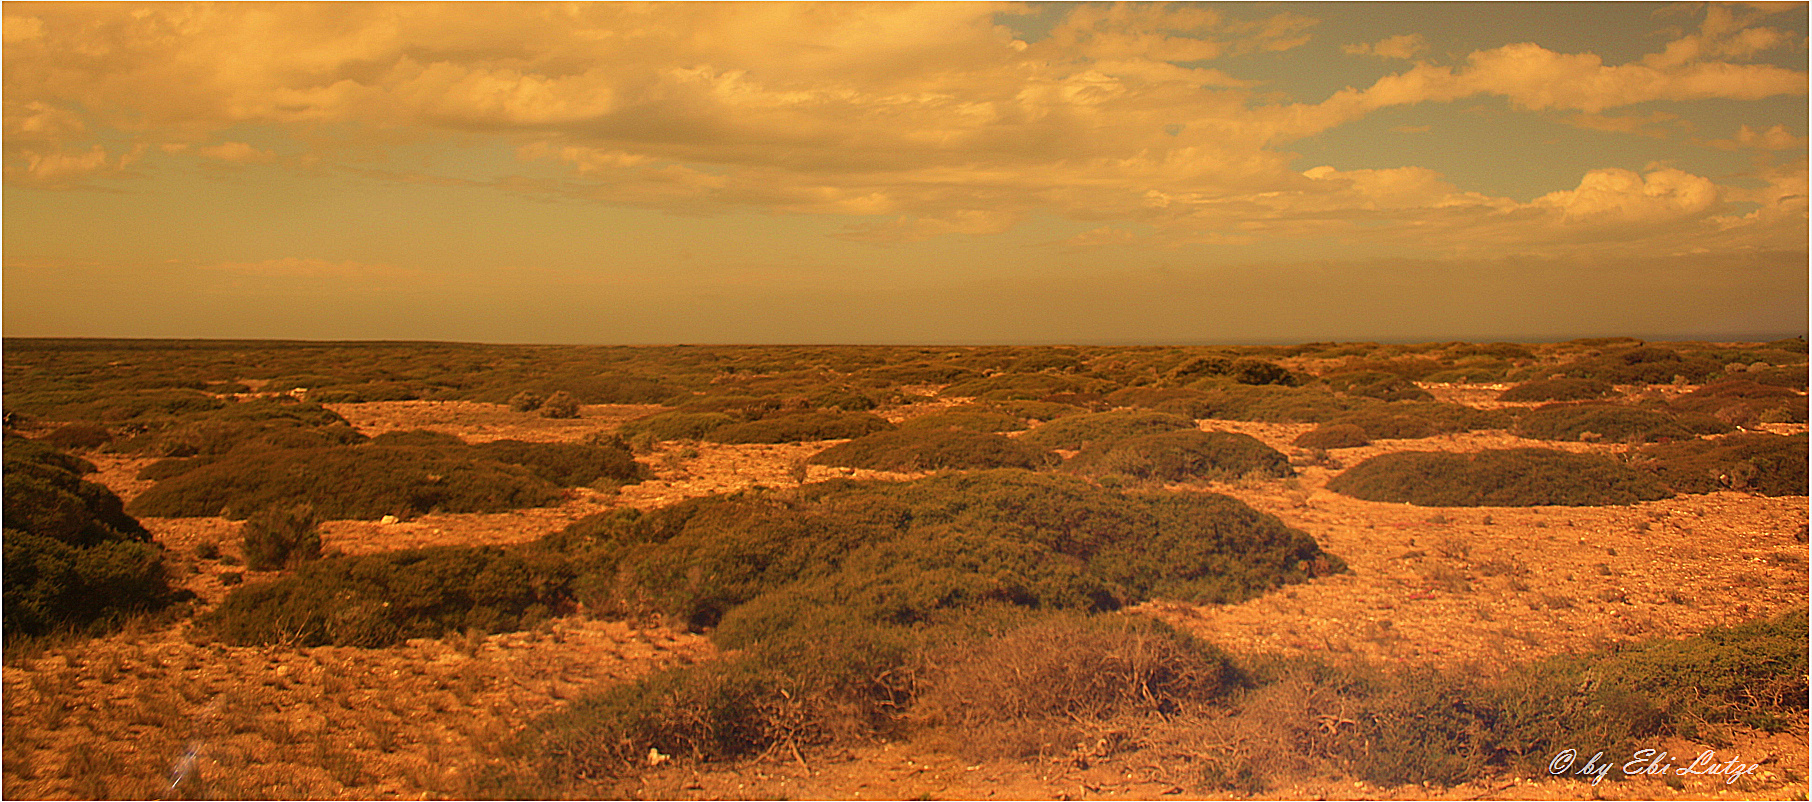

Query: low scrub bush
[42,423,112,450]
[241,504,322,571]
[1065,430,1293,483]
[1318,371,1432,401]
[474,439,648,487]
[940,373,1105,401]
[1019,409,1196,450]
[1293,423,1369,449]
[1669,379,1807,427]
[1167,384,1376,423]
[985,400,1086,422]
[1498,378,1614,402]
[1554,346,1724,384]
[126,445,565,519]
[914,614,1245,758]
[508,390,545,412]
[198,545,574,647]
[108,398,365,458]
[3,437,177,637]
[618,411,738,442]
[1636,433,1807,496]
[704,411,893,444]
[897,408,1029,433]
[307,381,423,403]
[540,391,581,419]
[809,428,1055,472]
[1516,403,1730,443]
[1328,449,1672,506]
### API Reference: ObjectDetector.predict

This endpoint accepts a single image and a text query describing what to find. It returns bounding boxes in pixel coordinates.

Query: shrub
[1166,384,1376,423]
[198,545,574,647]
[1065,430,1293,483]
[1228,358,1299,386]
[809,428,1054,472]
[107,398,365,458]
[369,429,467,447]
[541,391,581,419]
[1516,403,1730,443]
[1293,423,1370,449]
[1318,371,1432,401]
[1328,449,1672,506]
[474,439,649,487]
[617,411,737,442]
[914,614,1245,757]
[42,423,112,450]
[1669,380,1808,427]
[1636,433,1808,496]
[307,381,423,403]
[241,504,322,571]
[1497,378,1614,402]
[3,437,176,636]
[704,411,894,444]
[508,390,546,412]
[127,445,564,519]
[807,388,879,411]
[1019,410,1196,450]
[1554,346,1723,384]
[940,373,1103,401]
[897,408,1028,433]
[986,400,1086,422]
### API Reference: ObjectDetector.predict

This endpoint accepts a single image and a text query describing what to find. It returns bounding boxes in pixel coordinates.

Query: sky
[3,1,1807,345]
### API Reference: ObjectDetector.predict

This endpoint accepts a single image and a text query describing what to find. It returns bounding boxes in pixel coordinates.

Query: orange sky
[4,2,1806,344]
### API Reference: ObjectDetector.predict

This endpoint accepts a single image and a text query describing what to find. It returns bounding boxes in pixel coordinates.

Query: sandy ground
[5,393,1807,800]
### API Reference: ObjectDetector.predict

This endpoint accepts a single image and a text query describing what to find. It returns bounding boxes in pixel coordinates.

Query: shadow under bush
[1328,449,1672,506]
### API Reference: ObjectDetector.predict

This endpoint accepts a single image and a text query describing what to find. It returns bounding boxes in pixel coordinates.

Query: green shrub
[1669,380,1808,427]
[1019,410,1196,450]
[541,391,581,419]
[807,388,879,411]
[508,390,545,412]
[617,411,737,442]
[1328,449,1672,506]
[985,400,1086,422]
[897,408,1028,433]
[1516,403,1730,443]
[1166,384,1375,423]
[1065,430,1293,483]
[307,381,423,403]
[1636,433,1808,496]
[1554,346,1723,384]
[809,428,1054,472]
[1293,423,1370,449]
[127,445,564,519]
[368,429,467,447]
[474,439,648,487]
[1498,378,1614,402]
[704,411,893,444]
[940,373,1104,401]
[107,398,366,458]
[1325,412,1435,440]
[198,545,574,647]
[2,437,176,636]
[241,504,322,571]
[1318,371,1432,401]
[42,423,112,450]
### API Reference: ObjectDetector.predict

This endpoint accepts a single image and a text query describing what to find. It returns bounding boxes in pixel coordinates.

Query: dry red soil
[4,395,1806,800]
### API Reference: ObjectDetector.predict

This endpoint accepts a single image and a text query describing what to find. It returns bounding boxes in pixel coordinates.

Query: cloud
[1702,124,1806,152]
[1,3,1803,257]
[197,141,275,163]
[1342,34,1427,59]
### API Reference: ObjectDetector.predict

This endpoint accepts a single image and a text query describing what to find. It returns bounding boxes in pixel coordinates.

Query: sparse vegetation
[1293,423,1369,449]
[1516,402,1730,443]
[704,410,894,444]
[1329,449,1673,506]
[241,504,323,571]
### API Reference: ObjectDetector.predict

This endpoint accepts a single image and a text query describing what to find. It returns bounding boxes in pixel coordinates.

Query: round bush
[1066,430,1293,482]
[1517,403,1729,443]
[705,411,894,444]
[1020,410,1197,451]
[810,428,1053,472]
[1294,423,1370,449]
[1328,449,1673,507]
